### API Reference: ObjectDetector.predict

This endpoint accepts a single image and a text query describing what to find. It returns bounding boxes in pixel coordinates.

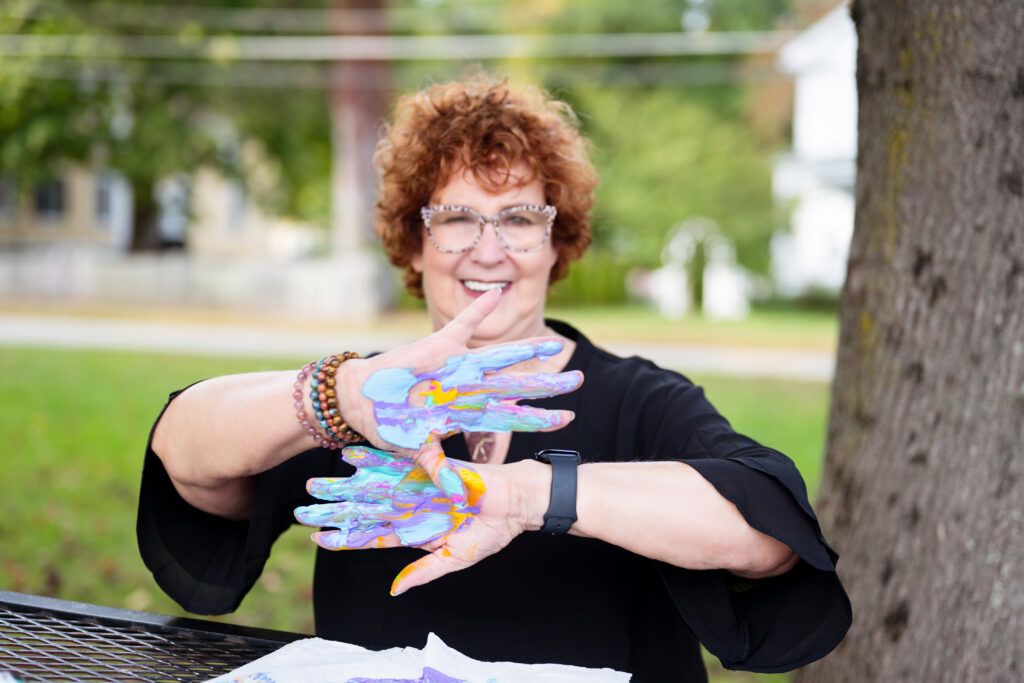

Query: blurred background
[1,1,854,679]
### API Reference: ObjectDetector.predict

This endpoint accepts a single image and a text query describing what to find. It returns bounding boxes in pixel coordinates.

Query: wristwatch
[534,449,581,534]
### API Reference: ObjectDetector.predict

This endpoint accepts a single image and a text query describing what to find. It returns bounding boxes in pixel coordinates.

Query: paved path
[0,313,835,382]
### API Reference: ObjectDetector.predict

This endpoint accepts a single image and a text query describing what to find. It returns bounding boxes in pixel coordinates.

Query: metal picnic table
[0,590,304,682]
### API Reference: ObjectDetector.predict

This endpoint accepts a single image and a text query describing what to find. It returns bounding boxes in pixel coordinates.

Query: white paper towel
[206,632,630,683]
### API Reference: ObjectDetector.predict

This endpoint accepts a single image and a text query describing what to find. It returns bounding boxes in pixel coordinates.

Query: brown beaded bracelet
[293,352,363,449]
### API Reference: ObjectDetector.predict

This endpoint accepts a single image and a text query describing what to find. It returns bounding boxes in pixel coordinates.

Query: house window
[34,179,65,221]
[0,177,14,219]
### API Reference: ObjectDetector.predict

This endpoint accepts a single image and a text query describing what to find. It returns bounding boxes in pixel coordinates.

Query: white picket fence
[0,249,388,318]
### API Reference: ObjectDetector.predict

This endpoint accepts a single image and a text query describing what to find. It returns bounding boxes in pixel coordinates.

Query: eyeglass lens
[428,207,549,251]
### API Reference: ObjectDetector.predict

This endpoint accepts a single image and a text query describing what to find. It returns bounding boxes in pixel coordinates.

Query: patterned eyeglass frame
[419,204,557,253]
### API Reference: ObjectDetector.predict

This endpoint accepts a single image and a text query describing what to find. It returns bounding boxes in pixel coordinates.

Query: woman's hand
[294,446,484,548]
[335,289,581,505]
[295,445,533,595]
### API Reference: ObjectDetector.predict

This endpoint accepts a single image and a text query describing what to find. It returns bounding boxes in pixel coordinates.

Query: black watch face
[535,449,581,464]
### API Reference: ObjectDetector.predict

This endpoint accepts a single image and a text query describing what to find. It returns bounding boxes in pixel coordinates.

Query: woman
[139,76,850,681]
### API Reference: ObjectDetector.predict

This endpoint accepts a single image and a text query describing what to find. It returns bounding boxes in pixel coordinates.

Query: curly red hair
[374,75,597,297]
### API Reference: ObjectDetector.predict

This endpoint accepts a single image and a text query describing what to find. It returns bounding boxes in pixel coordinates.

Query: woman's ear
[410,252,423,273]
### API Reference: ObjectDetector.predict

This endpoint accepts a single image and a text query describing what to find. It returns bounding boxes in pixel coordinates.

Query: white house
[0,164,383,317]
[771,3,857,297]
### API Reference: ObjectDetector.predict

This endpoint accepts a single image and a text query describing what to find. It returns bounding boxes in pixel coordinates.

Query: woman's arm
[379,457,799,595]
[515,459,800,579]
[151,370,318,520]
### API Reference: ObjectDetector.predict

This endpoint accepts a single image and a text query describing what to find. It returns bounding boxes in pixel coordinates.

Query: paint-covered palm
[335,289,582,507]
[363,339,580,447]
[294,446,484,549]
[296,444,527,596]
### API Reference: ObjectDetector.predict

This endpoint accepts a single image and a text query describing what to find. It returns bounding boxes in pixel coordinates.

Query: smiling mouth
[462,280,510,293]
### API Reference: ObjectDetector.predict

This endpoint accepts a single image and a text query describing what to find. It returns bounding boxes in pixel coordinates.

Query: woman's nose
[470,220,507,263]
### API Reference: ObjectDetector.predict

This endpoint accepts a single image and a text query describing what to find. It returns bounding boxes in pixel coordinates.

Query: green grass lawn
[548,305,838,350]
[0,343,829,681]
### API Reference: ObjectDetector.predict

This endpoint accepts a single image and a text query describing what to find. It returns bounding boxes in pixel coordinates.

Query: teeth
[463,280,509,292]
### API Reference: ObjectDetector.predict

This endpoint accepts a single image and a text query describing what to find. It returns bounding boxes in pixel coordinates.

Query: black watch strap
[535,449,581,534]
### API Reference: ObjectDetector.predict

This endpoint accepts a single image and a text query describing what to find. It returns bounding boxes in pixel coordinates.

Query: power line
[2,57,783,89]
[0,30,796,61]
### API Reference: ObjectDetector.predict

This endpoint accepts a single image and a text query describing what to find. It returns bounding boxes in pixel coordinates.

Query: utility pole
[327,0,391,314]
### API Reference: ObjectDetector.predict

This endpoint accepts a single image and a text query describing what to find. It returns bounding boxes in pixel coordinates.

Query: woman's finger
[415,437,468,506]
[472,369,584,399]
[311,528,401,550]
[294,500,383,527]
[449,339,564,375]
[535,409,579,432]
[438,288,501,346]
[341,445,407,469]
[390,549,462,596]
[451,403,576,435]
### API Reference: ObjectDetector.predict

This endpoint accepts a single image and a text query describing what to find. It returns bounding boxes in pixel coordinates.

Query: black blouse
[137,320,850,682]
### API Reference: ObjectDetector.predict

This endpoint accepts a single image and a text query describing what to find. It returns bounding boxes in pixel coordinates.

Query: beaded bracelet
[294,352,363,449]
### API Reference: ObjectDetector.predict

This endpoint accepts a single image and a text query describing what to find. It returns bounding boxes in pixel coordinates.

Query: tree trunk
[794,2,1024,681]
[129,178,162,252]
[330,0,391,253]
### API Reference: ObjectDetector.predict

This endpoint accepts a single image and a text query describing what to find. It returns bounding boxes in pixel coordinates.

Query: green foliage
[0,4,97,188]
[548,249,634,306]
[227,89,332,223]
[566,86,778,275]
[2,0,794,291]
[704,0,795,31]
[0,0,332,233]
[387,0,793,35]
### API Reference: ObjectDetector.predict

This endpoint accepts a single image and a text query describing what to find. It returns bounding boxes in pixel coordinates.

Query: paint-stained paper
[205,633,629,683]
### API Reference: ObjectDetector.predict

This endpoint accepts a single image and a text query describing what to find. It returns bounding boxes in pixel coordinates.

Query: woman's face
[411,166,558,347]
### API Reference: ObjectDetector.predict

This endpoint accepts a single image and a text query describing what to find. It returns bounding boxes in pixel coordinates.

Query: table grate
[0,592,300,682]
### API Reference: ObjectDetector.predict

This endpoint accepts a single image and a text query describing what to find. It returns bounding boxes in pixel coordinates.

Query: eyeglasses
[420,204,556,253]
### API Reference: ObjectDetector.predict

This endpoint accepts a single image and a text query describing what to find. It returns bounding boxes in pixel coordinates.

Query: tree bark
[795,1,1024,681]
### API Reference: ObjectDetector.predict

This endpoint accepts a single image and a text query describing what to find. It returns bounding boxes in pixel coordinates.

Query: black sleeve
[662,453,851,672]
[136,387,332,615]
[600,356,852,672]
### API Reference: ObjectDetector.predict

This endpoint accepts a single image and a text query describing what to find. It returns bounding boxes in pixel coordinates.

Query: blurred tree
[795,1,1023,680]
[2,0,794,282]
[0,0,332,250]
[532,0,793,286]
[572,86,777,274]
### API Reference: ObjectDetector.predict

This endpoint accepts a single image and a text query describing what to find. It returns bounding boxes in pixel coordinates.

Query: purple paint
[362,340,582,450]
[295,446,483,549]
[347,665,468,682]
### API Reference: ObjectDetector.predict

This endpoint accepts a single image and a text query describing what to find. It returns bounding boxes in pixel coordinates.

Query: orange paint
[390,563,417,596]
[418,380,487,407]
[419,380,459,405]
[458,468,487,507]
